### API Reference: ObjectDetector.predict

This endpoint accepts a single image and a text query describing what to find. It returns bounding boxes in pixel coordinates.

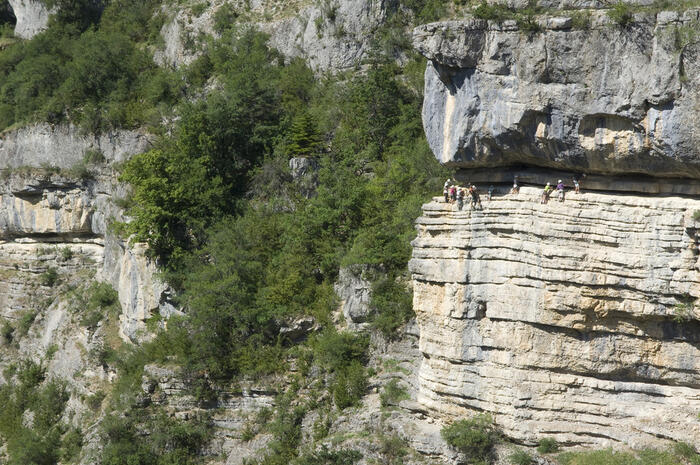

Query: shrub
[370,275,414,338]
[570,10,592,29]
[60,246,74,261]
[39,267,59,287]
[674,441,700,463]
[472,1,513,21]
[509,449,534,465]
[538,437,559,454]
[1,320,14,344]
[380,378,409,407]
[83,148,105,164]
[213,3,239,34]
[79,282,120,328]
[379,434,408,465]
[312,330,369,372]
[441,415,500,462]
[17,310,38,337]
[607,2,633,27]
[332,361,367,409]
[693,209,700,221]
[296,446,362,465]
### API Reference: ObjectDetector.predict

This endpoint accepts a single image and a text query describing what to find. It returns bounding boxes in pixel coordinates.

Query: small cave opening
[0,0,16,31]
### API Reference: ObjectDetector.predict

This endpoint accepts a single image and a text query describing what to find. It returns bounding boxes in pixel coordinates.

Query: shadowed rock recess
[412,10,700,450]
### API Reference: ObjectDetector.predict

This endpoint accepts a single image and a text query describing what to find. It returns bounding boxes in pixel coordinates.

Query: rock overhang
[413,9,700,181]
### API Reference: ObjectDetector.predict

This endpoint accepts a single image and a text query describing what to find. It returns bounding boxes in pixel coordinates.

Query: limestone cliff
[414,10,700,178]
[412,6,700,451]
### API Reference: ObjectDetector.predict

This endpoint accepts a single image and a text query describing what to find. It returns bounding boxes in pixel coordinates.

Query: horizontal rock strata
[410,187,700,448]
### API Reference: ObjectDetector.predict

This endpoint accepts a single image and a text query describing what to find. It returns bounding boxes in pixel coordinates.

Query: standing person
[457,186,465,210]
[470,185,482,210]
[444,179,451,202]
[450,185,457,203]
[573,177,580,194]
[556,179,565,202]
[487,185,495,201]
[541,182,552,204]
[510,175,519,194]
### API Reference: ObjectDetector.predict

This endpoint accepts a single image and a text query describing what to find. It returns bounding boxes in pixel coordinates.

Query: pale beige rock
[410,188,700,448]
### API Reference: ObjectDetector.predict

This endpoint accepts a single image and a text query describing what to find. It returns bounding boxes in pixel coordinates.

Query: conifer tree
[287,111,321,158]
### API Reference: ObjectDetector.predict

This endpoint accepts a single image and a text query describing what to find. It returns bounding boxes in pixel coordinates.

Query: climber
[556,179,565,202]
[510,175,519,194]
[541,182,552,204]
[487,185,495,201]
[573,177,580,194]
[443,179,451,202]
[470,185,482,210]
[457,186,465,210]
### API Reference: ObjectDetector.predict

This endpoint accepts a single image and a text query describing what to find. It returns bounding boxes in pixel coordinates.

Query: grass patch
[509,449,534,465]
[538,437,559,454]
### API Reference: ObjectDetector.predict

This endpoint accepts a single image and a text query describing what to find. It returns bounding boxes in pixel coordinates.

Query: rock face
[0,123,151,169]
[410,189,700,448]
[0,125,165,343]
[153,0,386,73]
[414,11,700,178]
[7,0,50,39]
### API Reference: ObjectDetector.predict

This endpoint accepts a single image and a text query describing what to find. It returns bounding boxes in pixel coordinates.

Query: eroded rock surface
[414,11,700,178]
[410,188,700,448]
[0,123,151,169]
[7,0,50,39]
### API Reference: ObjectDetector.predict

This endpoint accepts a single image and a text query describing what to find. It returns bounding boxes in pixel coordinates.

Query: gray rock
[0,123,152,170]
[414,14,700,178]
[8,0,50,39]
[334,265,374,329]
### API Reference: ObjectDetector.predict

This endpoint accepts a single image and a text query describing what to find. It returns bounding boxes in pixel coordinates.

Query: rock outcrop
[7,0,50,39]
[414,11,700,178]
[410,188,700,448]
[0,125,165,343]
[0,123,151,169]
[153,0,386,73]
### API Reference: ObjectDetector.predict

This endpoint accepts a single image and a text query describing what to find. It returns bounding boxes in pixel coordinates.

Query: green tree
[287,111,321,158]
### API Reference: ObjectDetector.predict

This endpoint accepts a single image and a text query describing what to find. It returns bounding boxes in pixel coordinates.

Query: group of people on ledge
[443,175,582,210]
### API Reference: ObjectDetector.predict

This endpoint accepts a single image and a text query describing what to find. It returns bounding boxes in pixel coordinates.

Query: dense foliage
[116,25,447,381]
[0,0,450,463]
[0,0,175,132]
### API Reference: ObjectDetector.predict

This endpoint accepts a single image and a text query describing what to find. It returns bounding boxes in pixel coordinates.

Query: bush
[509,449,534,465]
[78,282,120,328]
[312,330,369,372]
[39,267,59,287]
[296,446,362,465]
[17,310,38,337]
[472,1,513,21]
[380,378,409,407]
[213,3,239,34]
[607,2,633,27]
[537,437,559,454]
[1,320,14,344]
[370,275,413,338]
[332,361,367,409]
[441,415,500,462]
[59,246,74,261]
